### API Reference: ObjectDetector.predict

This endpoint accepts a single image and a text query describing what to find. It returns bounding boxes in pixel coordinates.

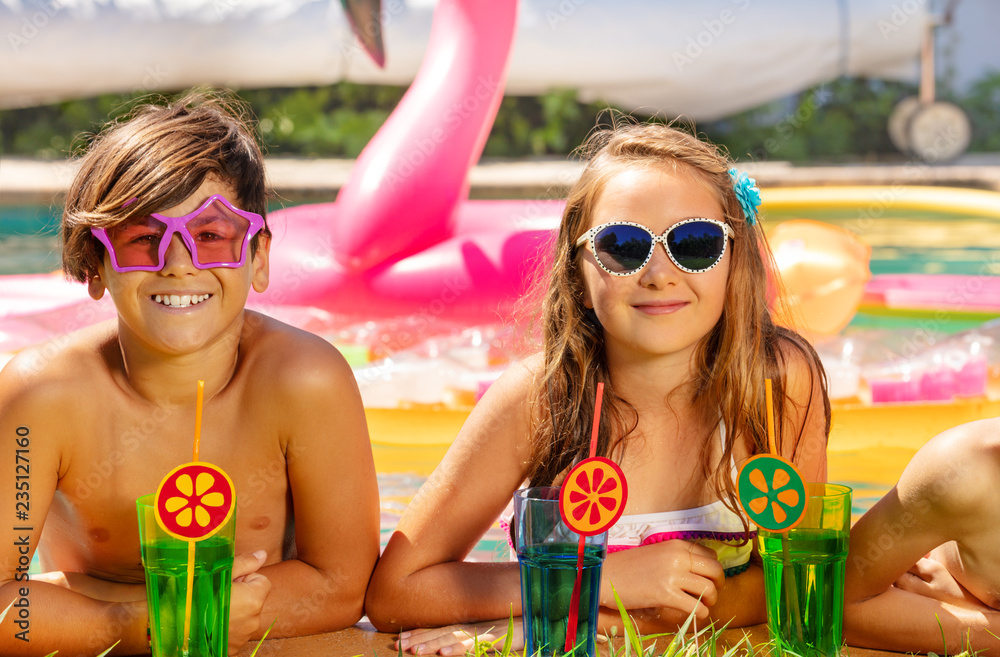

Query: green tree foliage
[0,74,997,162]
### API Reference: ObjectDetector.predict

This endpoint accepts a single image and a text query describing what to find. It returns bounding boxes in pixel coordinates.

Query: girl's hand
[396,619,524,655]
[605,540,724,618]
[228,550,271,656]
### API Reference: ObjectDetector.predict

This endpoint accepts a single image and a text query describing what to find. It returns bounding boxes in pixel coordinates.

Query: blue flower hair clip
[729,168,761,226]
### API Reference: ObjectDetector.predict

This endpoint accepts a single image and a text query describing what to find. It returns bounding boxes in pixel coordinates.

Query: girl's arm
[364,359,538,632]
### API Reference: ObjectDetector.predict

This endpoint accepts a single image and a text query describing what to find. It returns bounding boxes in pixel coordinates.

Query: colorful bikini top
[606,500,754,577]
[606,420,755,577]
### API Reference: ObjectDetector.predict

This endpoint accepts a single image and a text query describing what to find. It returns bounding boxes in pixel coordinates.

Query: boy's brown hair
[61,89,270,282]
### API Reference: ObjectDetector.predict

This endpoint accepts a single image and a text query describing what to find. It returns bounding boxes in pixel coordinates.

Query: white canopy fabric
[1,0,925,119]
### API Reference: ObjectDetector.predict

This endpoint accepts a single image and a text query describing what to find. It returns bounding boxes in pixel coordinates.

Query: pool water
[0,204,61,274]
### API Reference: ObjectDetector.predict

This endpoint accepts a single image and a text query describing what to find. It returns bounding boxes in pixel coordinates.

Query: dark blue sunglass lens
[593,224,653,273]
[666,221,727,271]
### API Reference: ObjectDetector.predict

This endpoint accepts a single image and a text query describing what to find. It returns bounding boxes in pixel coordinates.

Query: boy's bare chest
[43,404,292,578]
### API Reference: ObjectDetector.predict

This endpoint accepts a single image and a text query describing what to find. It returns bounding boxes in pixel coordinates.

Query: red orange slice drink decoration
[560,457,627,537]
[559,382,629,654]
[155,462,235,541]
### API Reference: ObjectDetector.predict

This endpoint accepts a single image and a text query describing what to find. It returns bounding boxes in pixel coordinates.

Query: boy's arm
[253,340,379,637]
[0,356,148,656]
[844,423,999,653]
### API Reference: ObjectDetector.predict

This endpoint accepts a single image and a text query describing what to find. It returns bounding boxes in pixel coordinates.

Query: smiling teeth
[154,294,211,308]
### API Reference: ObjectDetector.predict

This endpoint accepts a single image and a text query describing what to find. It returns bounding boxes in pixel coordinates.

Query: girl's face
[578,164,730,366]
[91,177,270,357]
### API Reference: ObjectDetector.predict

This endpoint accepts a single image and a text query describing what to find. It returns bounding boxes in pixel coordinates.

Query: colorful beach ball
[737,454,807,532]
[155,462,235,541]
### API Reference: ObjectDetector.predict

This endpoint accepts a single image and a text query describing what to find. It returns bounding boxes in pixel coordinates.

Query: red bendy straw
[589,382,603,459]
[565,381,605,653]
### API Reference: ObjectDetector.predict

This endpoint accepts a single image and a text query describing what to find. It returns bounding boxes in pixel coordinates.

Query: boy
[0,91,380,655]
[845,417,1000,653]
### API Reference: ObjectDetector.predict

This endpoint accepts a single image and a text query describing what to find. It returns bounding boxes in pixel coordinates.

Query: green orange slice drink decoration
[738,454,806,532]
[559,382,629,654]
[152,380,236,653]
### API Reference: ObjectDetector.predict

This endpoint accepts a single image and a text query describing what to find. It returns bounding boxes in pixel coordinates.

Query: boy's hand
[228,550,271,656]
[894,557,991,611]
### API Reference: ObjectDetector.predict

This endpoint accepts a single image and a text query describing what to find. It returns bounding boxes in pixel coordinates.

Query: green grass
[449,585,759,657]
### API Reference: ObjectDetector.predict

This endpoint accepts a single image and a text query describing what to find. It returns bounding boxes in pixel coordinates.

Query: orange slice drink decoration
[738,453,806,532]
[560,457,628,536]
[154,462,236,541]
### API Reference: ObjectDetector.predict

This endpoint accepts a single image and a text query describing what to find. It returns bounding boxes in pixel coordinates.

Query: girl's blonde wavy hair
[527,121,830,527]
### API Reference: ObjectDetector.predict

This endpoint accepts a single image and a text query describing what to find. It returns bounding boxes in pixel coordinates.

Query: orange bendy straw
[192,380,204,462]
[765,378,777,456]
[182,379,206,650]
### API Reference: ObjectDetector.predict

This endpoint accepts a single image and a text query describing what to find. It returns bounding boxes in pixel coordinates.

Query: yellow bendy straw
[182,379,206,651]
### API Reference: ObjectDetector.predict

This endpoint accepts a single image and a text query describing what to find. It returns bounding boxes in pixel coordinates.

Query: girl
[365,122,830,654]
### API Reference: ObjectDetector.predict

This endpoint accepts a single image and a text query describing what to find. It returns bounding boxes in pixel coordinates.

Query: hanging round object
[888,96,921,156]
[908,101,971,163]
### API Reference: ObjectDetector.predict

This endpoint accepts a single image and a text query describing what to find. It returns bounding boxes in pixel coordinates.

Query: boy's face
[89,177,270,356]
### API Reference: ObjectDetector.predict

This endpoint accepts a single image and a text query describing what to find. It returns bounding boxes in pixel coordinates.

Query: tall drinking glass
[758,483,852,657]
[137,494,236,657]
[514,487,607,657]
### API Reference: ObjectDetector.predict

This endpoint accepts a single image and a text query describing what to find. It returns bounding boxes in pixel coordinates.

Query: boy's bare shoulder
[241,311,357,397]
[898,418,1000,515]
[0,322,116,410]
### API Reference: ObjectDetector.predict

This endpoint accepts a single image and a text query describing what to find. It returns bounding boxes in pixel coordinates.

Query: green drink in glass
[758,483,851,657]
[138,493,236,657]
